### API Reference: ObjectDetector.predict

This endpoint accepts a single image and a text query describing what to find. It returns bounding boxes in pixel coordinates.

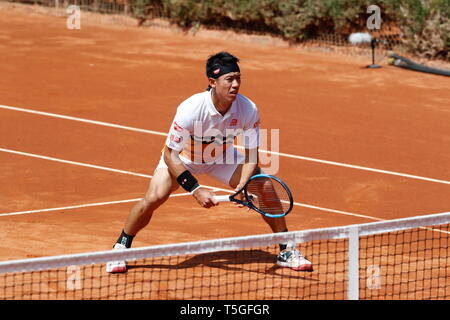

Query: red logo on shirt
[170,134,183,143]
[173,122,183,132]
[253,120,260,128]
[230,119,238,126]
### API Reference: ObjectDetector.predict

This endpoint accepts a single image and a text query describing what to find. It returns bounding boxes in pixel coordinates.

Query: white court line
[0,148,152,179]
[250,147,450,185]
[0,147,379,221]
[0,147,232,192]
[0,194,189,217]
[294,202,385,221]
[0,104,166,137]
[1,104,449,185]
[3,196,448,236]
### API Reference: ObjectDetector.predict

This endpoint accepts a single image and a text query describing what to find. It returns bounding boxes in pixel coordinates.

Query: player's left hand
[192,187,219,208]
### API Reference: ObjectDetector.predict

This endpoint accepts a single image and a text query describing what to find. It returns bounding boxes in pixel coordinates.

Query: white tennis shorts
[156,147,245,186]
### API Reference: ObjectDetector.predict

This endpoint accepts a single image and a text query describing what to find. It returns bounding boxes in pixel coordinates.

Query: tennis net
[0,211,449,300]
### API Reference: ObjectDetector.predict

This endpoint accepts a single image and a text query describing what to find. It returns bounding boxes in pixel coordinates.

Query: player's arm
[235,147,259,191]
[163,147,218,208]
[233,99,261,199]
[236,107,260,191]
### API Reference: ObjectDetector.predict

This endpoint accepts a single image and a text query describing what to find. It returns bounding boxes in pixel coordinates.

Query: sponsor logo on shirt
[173,122,183,132]
[170,133,183,144]
[190,133,236,145]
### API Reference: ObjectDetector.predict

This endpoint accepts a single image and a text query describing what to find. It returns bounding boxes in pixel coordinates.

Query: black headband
[206,63,240,79]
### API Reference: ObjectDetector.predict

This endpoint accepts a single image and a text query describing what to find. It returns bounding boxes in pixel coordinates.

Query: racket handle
[214,195,231,202]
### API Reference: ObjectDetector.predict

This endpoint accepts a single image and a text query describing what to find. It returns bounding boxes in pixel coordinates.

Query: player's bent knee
[142,192,168,211]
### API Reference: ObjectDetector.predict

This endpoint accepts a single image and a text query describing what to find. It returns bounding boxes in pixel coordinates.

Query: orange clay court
[0,4,449,299]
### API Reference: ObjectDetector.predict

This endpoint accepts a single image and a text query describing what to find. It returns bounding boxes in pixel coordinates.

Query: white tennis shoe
[277,245,313,272]
[106,243,127,274]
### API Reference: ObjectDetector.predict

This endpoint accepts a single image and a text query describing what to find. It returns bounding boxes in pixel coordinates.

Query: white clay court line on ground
[0,147,383,221]
[3,195,449,235]
[0,194,188,217]
[1,104,449,185]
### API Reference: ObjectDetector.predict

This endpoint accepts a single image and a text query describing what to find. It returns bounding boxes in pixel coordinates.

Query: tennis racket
[214,174,294,218]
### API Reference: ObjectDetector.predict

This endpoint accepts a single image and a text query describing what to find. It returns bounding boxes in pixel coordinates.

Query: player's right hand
[233,187,251,211]
[192,187,219,208]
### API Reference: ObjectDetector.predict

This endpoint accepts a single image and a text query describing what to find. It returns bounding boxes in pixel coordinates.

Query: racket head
[243,174,294,218]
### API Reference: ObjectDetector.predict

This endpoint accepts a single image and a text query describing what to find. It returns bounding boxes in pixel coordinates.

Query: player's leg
[106,167,178,273]
[227,162,313,272]
[228,164,288,233]
[122,167,179,237]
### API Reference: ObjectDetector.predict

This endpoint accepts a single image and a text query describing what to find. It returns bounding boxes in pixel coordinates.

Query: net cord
[0,211,449,275]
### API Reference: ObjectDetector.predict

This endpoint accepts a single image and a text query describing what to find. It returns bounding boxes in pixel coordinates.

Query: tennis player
[106,52,313,273]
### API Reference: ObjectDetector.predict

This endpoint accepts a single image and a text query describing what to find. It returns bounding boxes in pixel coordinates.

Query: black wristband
[177,170,200,192]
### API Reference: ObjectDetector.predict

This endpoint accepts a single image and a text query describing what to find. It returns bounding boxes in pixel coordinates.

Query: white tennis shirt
[165,90,260,164]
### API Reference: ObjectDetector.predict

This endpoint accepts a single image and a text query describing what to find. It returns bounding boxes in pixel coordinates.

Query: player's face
[211,72,241,103]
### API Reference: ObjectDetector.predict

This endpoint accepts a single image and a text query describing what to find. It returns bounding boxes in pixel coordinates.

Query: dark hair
[206,52,240,90]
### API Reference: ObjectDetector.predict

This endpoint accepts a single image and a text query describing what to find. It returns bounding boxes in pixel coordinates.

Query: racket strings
[246,177,291,215]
